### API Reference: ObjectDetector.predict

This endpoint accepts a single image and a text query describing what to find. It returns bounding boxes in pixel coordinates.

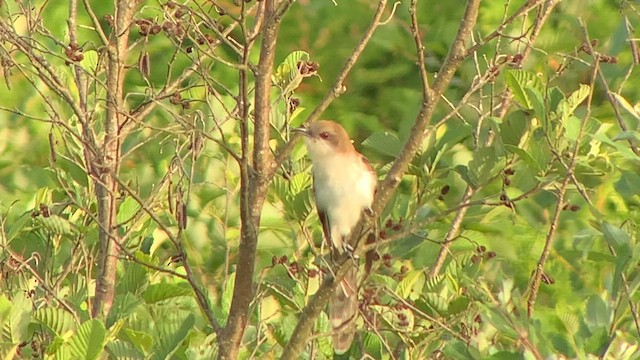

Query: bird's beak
[291,126,309,136]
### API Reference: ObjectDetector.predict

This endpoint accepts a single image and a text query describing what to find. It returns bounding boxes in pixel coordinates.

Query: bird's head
[292,120,355,160]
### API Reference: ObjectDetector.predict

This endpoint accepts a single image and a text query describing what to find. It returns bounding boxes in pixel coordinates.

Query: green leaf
[106,339,145,360]
[504,145,542,174]
[108,293,143,325]
[0,295,12,329]
[79,50,99,74]
[117,196,141,225]
[423,293,448,315]
[34,307,76,336]
[547,86,565,111]
[273,51,314,94]
[291,189,313,221]
[505,70,543,109]
[151,312,194,360]
[122,328,153,353]
[586,295,610,330]
[362,131,403,157]
[396,270,425,299]
[57,157,89,187]
[525,87,546,123]
[454,165,477,188]
[590,133,640,161]
[468,146,498,184]
[288,172,312,195]
[600,222,630,251]
[447,297,471,316]
[220,273,235,321]
[564,115,581,141]
[38,214,76,235]
[500,111,529,146]
[142,283,192,303]
[68,319,107,360]
[6,211,32,243]
[612,130,640,142]
[486,352,524,360]
[559,312,579,336]
[117,261,149,295]
[615,172,640,206]
[566,84,591,114]
[8,292,31,344]
[362,332,383,359]
[610,91,640,120]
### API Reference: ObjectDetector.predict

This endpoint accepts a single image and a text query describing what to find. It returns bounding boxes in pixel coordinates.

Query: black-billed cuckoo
[293,120,377,354]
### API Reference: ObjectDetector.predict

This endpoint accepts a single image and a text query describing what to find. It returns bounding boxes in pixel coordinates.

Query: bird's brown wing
[313,179,334,252]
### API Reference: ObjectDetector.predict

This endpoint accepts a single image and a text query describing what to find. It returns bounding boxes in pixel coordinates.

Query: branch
[374,0,481,213]
[281,257,354,359]
[270,0,391,180]
[92,0,139,319]
[218,1,293,358]
[527,23,597,316]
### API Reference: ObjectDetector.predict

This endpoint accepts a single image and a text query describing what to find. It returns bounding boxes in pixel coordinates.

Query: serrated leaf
[108,293,143,325]
[273,51,313,94]
[57,157,89,187]
[0,295,12,330]
[142,283,191,303]
[68,319,107,360]
[34,308,76,336]
[566,84,591,111]
[423,274,444,292]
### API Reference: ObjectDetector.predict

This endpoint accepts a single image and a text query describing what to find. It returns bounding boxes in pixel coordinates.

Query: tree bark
[91,0,138,319]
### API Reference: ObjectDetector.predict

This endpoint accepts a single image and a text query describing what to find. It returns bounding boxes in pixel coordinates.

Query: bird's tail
[330,266,358,355]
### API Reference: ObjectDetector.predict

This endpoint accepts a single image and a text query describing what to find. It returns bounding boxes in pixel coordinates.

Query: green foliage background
[1,0,640,358]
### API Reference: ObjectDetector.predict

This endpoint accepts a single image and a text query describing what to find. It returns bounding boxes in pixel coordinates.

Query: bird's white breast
[312,152,376,238]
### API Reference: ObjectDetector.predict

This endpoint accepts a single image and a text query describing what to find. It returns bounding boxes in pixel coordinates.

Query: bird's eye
[319,132,330,139]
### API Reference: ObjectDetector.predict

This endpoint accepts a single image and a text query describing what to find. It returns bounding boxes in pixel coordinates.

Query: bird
[292,120,377,354]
